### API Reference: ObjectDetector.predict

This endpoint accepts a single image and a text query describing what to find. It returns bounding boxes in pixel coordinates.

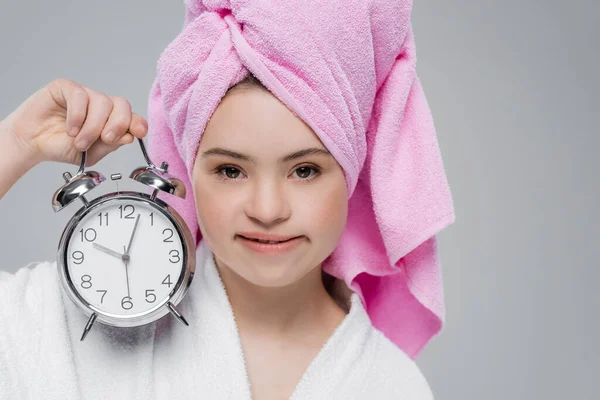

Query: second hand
[123,245,131,299]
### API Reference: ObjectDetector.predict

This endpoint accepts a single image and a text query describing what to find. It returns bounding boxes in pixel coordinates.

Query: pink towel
[147,0,456,359]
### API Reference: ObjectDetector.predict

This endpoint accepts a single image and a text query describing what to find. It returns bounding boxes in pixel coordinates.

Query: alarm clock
[51,137,196,342]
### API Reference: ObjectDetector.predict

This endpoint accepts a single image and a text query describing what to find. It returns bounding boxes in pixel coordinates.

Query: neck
[213,256,346,337]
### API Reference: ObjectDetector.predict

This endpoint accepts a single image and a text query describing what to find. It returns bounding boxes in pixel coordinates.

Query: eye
[214,165,321,182]
[292,165,321,182]
[215,166,244,181]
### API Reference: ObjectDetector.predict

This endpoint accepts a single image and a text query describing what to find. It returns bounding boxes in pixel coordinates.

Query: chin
[240,264,302,288]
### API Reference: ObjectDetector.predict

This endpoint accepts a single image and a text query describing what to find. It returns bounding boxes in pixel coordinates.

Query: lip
[237,235,304,254]
[237,232,300,242]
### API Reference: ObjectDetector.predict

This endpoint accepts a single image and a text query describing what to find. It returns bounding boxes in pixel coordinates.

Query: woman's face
[191,84,348,288]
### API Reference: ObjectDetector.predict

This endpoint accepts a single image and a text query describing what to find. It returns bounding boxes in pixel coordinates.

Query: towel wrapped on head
[147,0,456,359]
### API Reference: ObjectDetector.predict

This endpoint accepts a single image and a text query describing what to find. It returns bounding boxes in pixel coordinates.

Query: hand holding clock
[0,78,148,201]
[1,79,194,336]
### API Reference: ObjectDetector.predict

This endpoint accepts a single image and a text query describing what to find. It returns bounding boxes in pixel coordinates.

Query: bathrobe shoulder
[0,261,82,398]
[0,244,435,399]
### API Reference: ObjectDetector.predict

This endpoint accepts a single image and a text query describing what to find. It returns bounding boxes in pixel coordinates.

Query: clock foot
[80,312,98,341]
[167,302,189,327]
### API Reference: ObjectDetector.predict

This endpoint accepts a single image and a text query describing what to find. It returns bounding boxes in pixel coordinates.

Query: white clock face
[66,198,184,317]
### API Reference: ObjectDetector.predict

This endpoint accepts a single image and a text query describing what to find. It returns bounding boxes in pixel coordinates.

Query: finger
[129,113,148,138]
[101,96,132,144]
[73,89,114,151]
[47,78,89,137]
[116,132,135,146]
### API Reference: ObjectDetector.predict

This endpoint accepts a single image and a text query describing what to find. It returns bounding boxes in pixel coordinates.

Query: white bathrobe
[0,239,434,399]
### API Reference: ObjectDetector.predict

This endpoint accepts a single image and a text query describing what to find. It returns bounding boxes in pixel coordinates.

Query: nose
[244,180,291,226]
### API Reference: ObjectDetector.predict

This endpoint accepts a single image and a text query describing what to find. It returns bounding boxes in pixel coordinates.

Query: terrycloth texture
[0,240,435,399]
[147,0,456,358]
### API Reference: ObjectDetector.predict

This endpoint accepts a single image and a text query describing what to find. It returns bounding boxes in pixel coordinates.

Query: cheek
[192,177,232,238]
[298,179,348,242]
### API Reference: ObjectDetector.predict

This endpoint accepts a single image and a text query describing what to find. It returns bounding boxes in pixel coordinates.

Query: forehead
[200,86,324,150]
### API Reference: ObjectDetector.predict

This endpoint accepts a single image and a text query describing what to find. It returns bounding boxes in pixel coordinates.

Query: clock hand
[125,214,141,256]
[123,245,131,299]
[92,243,125,260]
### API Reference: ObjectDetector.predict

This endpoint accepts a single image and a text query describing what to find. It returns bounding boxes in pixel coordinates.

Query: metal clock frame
[51,136,196,341]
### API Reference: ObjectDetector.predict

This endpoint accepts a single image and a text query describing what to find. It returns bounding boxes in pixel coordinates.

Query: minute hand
[125,214,141,256]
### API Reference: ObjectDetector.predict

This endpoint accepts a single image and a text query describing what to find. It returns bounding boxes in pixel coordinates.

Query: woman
[0,1,455,398]
[0,76,435,399]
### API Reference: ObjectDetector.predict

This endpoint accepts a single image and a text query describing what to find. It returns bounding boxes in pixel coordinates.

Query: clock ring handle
[129,134,187,199]
[135,134,168,173]
[52,131,183,212]
[74,130,163,174]
[52,145,105,212]
[76,149,88,175]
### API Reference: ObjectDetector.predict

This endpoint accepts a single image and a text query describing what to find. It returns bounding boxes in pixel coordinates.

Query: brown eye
[293,166,320,181]
[296,166,312,179]
[216,166,242,180]
[223,167,241,179]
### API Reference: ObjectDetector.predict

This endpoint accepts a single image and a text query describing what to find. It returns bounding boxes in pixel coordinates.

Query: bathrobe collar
[182,239,372,399]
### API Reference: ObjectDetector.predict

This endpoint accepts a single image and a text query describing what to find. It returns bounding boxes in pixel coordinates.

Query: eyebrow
[201,147,332,163]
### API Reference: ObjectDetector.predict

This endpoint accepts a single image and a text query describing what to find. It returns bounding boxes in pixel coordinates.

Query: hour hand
[92,243,125,260]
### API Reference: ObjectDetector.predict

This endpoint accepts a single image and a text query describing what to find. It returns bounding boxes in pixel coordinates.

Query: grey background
[1,1,598,398]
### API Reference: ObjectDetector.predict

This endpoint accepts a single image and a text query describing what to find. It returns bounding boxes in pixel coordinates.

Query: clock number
[162,274,172,288]
[98,212,108,226]
[96,289,107,303]
[169,249,180,264]
[163,228,174,242]
[121,296,133,310]
[119,205,135,219]
[72,251,84,265]
[145,289,156,303]
[150,212,154,226]
[81,274,92,289]
[79,228,97,243]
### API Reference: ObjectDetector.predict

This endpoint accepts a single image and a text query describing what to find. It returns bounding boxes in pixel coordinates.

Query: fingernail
[69,127,79,137]
[105,131,116,142]
[75,138,89,150]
